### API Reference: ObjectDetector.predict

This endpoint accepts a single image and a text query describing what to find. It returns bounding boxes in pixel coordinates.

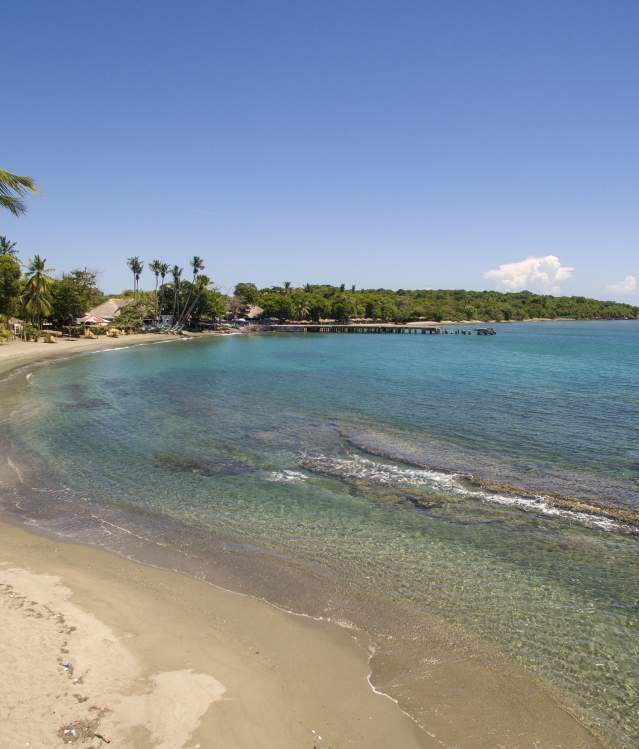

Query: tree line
[233,282,639,322]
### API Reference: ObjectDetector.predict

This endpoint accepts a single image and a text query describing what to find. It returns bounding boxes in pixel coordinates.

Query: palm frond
[0,194,27,216]
[0,169,37,197]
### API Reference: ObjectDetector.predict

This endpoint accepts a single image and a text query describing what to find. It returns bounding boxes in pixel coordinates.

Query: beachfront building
[245,304,264,320]
[7,317,24,337]
[232,304,264,327]
[77,298,132,325]
[77,313,108,327]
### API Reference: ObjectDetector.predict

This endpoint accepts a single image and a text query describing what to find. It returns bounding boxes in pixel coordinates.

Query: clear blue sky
[4,1,638,300]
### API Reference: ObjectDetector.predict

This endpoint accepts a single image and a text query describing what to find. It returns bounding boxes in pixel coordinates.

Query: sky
[4,1,638,300]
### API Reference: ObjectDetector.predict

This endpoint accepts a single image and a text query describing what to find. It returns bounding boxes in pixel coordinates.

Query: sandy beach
[0,333,199,379]
[0,522,428,749]
[0,519,605,749]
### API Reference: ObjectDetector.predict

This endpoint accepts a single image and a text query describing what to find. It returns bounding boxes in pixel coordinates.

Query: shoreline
[0,508,603,749]
[0,331,606,748]
[0,330,233,380]
[0,521,427,749]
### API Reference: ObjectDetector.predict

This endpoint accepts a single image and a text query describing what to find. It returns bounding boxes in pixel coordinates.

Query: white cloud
[606,275,637,296]
[483,255,574,294]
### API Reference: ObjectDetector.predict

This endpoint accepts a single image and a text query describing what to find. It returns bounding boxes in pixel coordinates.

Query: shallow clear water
[2,322,639,746]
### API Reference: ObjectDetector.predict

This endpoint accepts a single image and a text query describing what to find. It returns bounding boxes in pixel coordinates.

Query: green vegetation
[0,254,108,333]
[0,166,228,335]
[21,255,54,329]
[0,236,19,257]
[234,283,639,322]
[50,269,104,327]
[158,271,227,328]
[0,255,22,316]
[116,256,226,331]
[0,168,37,217]
[0,238,228,336]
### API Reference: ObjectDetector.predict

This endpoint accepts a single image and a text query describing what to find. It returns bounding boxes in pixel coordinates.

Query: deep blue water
[3,321,639,747]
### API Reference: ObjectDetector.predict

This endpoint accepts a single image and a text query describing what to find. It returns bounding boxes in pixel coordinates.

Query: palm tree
[159,262,169,286]
[126,256,144,298]
[179,256,205,325]
[150,259,162,293]
[191,255,205,283]
[292,295,309,320]
[0,169,37,216]
[0,236,18,257]
[283,281,291,295]
[158,262,169,316]
[171,265,182,321]
[22,255,54,330]
[149,260,163,319]
[179,274,210,327]
[158,263,169,312]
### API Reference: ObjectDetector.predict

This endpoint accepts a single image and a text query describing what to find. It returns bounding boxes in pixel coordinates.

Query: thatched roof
[85,298,132,319]
[78,314,108,325]
[245,305,264,319]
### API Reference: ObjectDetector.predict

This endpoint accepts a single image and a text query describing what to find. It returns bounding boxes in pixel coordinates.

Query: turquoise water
[3,322,639,746]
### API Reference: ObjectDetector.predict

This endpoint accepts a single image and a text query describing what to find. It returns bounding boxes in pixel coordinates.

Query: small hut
[7,317,24,337]
[78,314,108,327]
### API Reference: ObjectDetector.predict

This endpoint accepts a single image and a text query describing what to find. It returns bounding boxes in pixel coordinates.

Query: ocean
[2,321,638,746]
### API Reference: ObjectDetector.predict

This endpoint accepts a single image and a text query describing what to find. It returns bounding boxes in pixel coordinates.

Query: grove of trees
[235,283,639,322]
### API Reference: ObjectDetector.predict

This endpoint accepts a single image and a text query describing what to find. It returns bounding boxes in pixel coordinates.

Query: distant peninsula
[233,284,639,323]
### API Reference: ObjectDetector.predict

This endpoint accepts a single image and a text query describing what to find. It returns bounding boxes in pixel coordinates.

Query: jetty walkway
[268,324,496,335]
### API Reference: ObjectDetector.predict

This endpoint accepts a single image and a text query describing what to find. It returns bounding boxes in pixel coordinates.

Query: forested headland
[234,283,639,322]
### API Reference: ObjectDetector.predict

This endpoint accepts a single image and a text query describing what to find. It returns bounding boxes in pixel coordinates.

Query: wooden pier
[268,324,496,335]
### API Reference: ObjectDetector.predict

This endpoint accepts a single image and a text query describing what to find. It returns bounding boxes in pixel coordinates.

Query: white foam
[303,454,458,489]
[266,470,309,483]
[303,454,629,532]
